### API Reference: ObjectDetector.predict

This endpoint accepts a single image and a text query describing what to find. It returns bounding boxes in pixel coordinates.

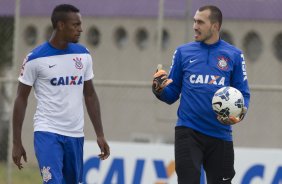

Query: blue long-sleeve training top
[157,39,250,141]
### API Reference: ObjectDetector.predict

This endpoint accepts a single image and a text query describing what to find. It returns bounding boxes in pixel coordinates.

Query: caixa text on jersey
[50,76,83,86]
[189,74,225,86]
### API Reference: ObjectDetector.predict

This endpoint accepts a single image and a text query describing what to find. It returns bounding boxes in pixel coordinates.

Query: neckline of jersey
[47,41,70,51]
[200,39,221,48]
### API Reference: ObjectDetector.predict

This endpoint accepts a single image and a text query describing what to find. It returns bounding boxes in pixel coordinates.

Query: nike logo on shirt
[189,59,197,63]
[49,64,56,68]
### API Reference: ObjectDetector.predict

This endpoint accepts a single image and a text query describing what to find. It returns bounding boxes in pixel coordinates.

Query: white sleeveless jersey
[19,42,94,137]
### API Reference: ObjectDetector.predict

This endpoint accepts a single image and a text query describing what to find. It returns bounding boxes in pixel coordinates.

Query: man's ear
[57,21,64,31]
[212,22,220,32]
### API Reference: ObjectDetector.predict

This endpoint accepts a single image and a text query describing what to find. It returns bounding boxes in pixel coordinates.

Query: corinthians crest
[41,166,52,182]
[73,57,83,70]
[217,56,229,70]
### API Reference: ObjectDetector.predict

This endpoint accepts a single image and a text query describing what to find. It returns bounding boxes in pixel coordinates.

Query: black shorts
[174,126,235,184]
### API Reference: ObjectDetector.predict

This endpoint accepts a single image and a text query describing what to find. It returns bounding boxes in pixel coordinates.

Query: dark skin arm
[12,82,32,169]
[84,80,110,160]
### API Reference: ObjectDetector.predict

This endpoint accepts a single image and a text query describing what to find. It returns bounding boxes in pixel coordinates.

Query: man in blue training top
[152,5,250,184]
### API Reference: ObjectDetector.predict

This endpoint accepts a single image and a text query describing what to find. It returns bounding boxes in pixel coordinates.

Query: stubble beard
[195,29,213,43]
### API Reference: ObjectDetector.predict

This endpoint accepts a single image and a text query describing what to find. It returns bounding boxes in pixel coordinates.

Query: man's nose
[193,23,198,30]
[78,26,83,32]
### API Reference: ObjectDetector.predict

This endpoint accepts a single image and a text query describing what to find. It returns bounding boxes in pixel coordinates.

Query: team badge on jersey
[217,56,229,70]
[73,57,83,70]
[41,166,52,182]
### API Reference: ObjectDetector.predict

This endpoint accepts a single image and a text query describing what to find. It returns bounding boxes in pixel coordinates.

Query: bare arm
[83,80,110,160]
[12,82,32,169]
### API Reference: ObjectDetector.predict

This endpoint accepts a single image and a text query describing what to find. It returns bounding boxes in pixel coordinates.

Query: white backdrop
[84,141,282,184]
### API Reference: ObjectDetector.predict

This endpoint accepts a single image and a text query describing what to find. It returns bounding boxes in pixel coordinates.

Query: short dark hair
[51,4,80,29]
[198,5,222,30]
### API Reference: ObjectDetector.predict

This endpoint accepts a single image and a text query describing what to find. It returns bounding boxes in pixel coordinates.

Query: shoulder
[218,40,244,65]
[173,42,200,58]
[25,42,50,62]
[25,42,91,63]
[68,43,90,54]
[177,41,200,51]
[173,42,202,59]
[219,40,242,55]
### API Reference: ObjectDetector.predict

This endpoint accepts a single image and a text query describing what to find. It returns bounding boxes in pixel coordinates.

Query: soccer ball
[212,86,244,118]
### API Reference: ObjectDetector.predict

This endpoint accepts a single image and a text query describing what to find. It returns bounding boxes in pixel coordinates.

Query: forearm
[157,85,180,105]
[85,93,104,137]
[84,88,110,160]
[12,97,27,145]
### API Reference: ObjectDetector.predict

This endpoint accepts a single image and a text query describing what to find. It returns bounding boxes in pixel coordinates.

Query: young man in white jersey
[12,4,110,183]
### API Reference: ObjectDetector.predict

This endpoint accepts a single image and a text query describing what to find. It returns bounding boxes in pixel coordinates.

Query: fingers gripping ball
[152,64,173,94]
[217,107,247,125]
[212,86,246,125]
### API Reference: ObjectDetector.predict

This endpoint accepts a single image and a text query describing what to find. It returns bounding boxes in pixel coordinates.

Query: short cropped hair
[198,5,222,30]
[51,4,80,29]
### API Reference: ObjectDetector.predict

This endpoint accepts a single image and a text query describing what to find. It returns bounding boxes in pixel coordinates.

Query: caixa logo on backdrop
[83,159,282,184]
[200,165,282,184]
[240,165,282,184]
[83,157,175,184]
[82,142,282,184]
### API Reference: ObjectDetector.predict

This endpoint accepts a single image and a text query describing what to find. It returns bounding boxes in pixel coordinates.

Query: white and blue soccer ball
[212,86,244,118]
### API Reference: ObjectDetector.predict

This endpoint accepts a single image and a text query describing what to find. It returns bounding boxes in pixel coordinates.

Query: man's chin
[71,40,79,43]
[194,38,202,42]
